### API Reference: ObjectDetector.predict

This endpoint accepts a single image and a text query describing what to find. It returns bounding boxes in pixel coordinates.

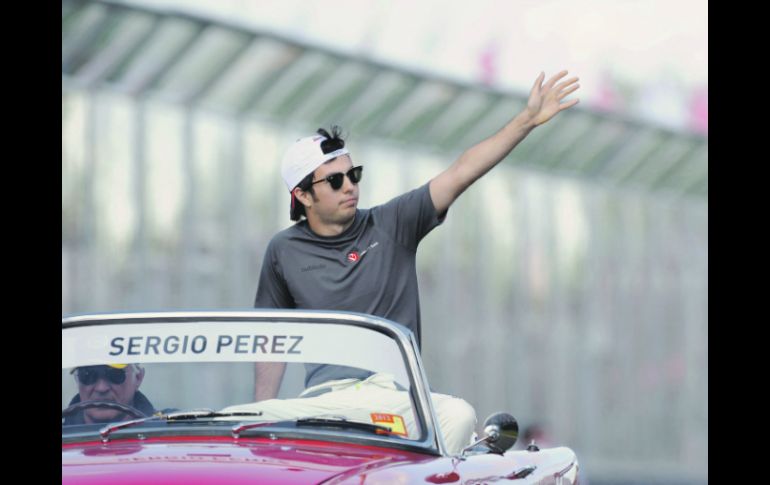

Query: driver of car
[64,364,156,425]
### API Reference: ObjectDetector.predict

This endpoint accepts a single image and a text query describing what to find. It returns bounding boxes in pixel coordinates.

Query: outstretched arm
[429,70,580,214]
[253,241,294,401]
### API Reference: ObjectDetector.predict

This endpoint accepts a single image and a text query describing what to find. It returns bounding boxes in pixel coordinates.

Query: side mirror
[482,412,518,454]
[459,412,518,456]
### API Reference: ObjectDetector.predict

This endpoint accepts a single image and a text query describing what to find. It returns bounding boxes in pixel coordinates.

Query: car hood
[62,436,438,485]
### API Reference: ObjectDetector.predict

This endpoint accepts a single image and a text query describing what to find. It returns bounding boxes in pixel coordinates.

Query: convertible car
[62,310,580,484]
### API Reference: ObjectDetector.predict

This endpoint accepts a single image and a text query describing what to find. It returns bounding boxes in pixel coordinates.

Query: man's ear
[134,366,145,387]
[293,187,312,209]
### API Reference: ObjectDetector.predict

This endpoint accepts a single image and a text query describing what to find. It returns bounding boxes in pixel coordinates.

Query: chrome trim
[232,421,262,440]
[459,424,500,457]
[405,331,448,456]
[99,416,157,443]
[555,459,577,477]
[508,466,537,479]
[62,309,446,455]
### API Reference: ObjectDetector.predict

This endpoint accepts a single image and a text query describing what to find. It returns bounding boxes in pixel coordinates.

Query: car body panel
[63,437,433,485]
[63,437,577,484]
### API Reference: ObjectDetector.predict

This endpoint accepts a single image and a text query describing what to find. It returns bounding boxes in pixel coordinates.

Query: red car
[62,310,580,484]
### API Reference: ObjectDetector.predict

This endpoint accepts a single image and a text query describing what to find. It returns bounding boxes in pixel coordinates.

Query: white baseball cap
[281,135,350,192]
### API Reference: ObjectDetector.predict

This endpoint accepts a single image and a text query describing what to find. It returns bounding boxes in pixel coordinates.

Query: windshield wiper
[232,416,397,440]
[98,412,396,443]
[97,409,264,442]
[99,416,160,443]
[295,416,396,436]
[164,409,263,421]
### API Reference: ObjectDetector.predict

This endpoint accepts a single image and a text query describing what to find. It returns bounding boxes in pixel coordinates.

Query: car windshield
[62,312,429,448]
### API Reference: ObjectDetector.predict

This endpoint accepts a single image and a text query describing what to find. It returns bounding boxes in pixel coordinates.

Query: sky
[118,0,708,133]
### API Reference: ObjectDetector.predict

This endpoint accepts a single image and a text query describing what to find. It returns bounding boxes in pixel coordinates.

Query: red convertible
[62,310,580,484]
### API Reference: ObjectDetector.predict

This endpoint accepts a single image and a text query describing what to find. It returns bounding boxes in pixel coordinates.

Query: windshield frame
[62,309,448,456]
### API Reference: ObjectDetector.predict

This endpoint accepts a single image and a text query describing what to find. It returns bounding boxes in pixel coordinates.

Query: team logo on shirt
[347,242,378,264]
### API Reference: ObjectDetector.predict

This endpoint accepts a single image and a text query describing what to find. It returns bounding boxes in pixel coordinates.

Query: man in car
[64,364,155,425]
[252,70,580,454]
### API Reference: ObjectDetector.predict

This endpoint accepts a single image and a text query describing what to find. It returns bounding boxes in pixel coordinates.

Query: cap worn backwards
[281,135,349,192]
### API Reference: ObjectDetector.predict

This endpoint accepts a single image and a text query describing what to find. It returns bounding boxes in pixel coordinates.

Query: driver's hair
[125,364,144,376]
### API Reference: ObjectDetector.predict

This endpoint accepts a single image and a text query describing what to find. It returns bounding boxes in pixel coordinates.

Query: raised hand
[526,70,580,126]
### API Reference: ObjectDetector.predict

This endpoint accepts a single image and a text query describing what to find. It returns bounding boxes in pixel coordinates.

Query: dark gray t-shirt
[254,182,445,388]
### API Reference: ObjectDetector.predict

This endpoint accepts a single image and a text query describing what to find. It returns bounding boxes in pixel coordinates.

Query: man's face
[304,155,360,225]
[75,365,144,423]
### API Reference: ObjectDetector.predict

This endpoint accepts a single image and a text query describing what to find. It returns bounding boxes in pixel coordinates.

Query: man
[252,70,580,453]
[64,364,155,425]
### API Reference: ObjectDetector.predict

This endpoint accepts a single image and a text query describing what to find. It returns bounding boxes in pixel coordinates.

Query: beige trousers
[223,373,476,455]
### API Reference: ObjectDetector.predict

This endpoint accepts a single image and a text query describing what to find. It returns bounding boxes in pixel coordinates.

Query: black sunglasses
[76,365,127,385]
[311,166,363,190]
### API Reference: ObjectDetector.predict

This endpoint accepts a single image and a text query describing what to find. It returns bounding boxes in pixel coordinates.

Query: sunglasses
[311,166,363,190]
[76,366,127,385]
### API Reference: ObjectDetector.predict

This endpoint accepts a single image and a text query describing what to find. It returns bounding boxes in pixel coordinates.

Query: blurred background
[61,0,707,483]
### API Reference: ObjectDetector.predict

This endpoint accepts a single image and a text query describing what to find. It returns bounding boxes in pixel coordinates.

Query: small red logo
[347,251,359,263]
